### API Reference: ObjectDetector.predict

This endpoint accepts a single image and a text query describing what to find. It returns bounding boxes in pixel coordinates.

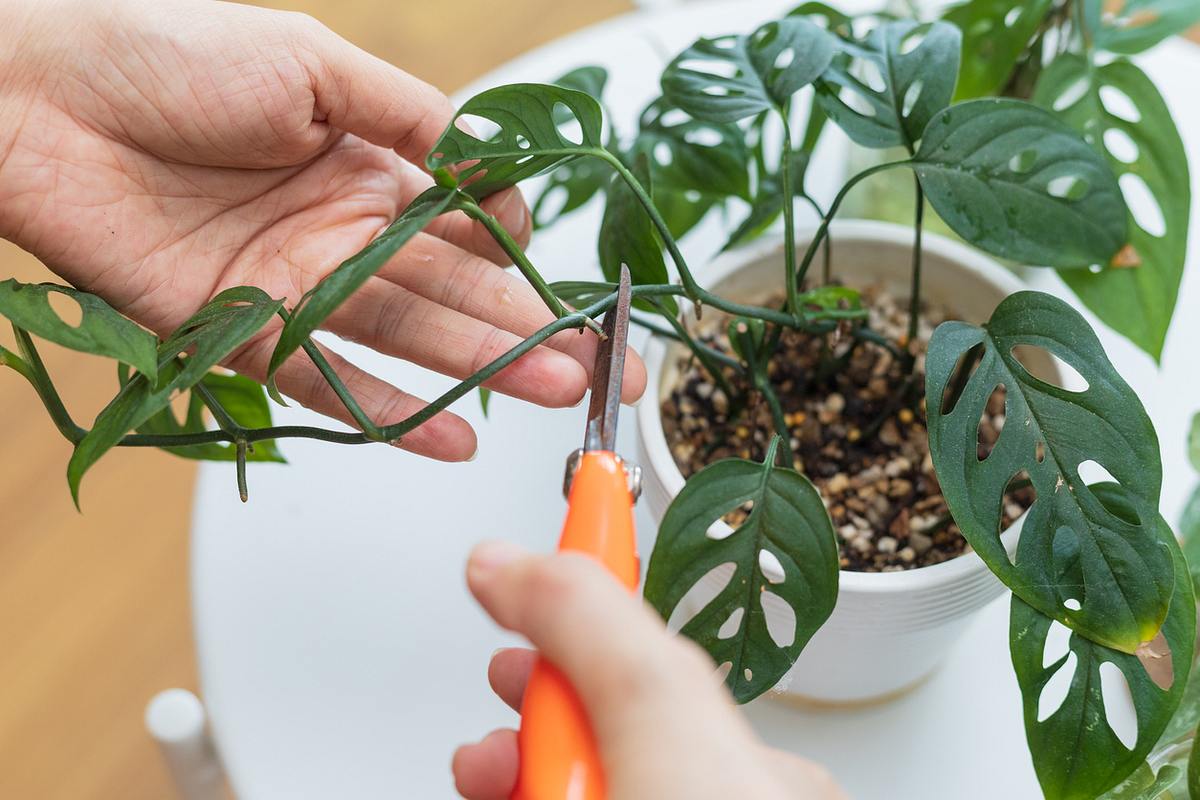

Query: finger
[297,17,455,166]
[451,729,519,800]
[225,331,476,462]
[375,234,647,405]
[488,648,537,712]
[466,543,719,740]
[324,277,590,408]
[765,749,849,800]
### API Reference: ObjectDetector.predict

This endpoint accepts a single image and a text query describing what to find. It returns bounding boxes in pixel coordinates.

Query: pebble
[884,457,911,478]
[888,479,914,498]
[826,393,845,414]
[695,383,713,399]
[827,473,850,494]
[909,532,933,554]
[877,536,898,554]
[899,547,916,562]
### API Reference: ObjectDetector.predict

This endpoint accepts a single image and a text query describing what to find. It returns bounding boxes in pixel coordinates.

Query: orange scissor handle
[511,451,638,800]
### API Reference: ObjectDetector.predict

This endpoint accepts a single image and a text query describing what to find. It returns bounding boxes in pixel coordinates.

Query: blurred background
[0,2,628,797]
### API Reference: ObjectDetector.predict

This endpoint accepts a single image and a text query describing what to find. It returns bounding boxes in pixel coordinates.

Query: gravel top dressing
[661,283,1034,572]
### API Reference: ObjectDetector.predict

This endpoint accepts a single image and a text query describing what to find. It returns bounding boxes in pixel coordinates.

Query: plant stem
[119,426,370,448]
[460,200,574,325]
[799,192,832,284]
[10,325,86,443]
[194,380,243,435]
[795,160,909,286]
[298,336,384,441]
[757,378,794,467]
[905,177,925,373]
[235,439,249,502]
[597,150,702,301]
[779,113,800,317]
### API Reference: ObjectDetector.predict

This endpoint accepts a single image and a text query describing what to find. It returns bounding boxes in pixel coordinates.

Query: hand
[453,542,847,800]
[0,0,644,461]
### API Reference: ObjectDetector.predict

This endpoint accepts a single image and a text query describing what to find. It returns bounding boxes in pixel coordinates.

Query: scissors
[510,264,641,800]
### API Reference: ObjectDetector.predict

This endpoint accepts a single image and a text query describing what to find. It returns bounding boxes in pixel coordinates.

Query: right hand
[453,541,848,800]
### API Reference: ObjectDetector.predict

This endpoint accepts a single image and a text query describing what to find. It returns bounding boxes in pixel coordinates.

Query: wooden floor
[0,2,628,798]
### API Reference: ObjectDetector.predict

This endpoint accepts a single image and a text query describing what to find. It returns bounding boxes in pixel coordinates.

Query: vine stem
[795,160,909,286]
[10,325,86,442]
[779,113,800,317]
[906,177,925,372]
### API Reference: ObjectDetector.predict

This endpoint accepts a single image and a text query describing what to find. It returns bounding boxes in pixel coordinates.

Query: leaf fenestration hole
[1136,629,1175,690]
[1037,650,1077,722]
[1098,661,1138,750]
[1046,174,1090,201]
[514,134,531,150]
[46,290,83,328]
[1077,460,1118,488]
[1035,440,1046,463]
[653,142,674,166]
[660,108,690,126]
[901,79,924,118]
[898,26,928,55]
[977,384,1006,461]
[1001,470,1035,553]
[1051,77,1090,112]
[1119,173,1167,237]
[1043,620,1073,668]
[665,561,737,632]
[758,549,786,584]
[553,104,584,145]
[761,590,796,648]
[1003,6,1022,26]
[774,48,795,70]
[839,86,877,117]
[941,342,984,415]
[679,59,739,79]
[854,58,886,93]
[1103,128,1139,164]
[717,607,745,640]
[683,127,723,147]
[534,187,569,226]
[1011,345,1090,392]
[1064,598,1081,611]
[744,668,754,682]
[457,113,497,141]
[1099,85,1142,123]
[1008,149,1037,174]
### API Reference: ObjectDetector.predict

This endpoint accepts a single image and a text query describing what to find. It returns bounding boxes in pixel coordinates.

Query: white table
[191,3,1200,797]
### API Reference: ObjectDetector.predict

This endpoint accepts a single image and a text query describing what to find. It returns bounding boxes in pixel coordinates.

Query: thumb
[465,541,729,748]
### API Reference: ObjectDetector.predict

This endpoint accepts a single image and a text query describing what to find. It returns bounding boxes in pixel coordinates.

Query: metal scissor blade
[583,264,632,452]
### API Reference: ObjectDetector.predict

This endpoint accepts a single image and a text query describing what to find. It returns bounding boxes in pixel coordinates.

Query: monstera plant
[1,2,1196,798]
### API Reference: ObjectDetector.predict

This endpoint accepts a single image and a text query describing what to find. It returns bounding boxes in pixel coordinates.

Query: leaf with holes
[552,65,608,109]
[815,20,961,149]
[927,290,1167,652]
[1086,0,1200,55]
[634,98,751,201]
[912,99,1129,268]
[1011,486,1194,800]
[532,157,610,230]
[136,372,286,463]
[598,158,677,316]
[267,186,458,384]
[69,287,282,505]
[426,83,606,199]
[661,18,835,124]
[0,280,159,379]
[643,437,839,703]
[943,0,1053,100]
[787,2,855,36]
[720,149,812,253]
[1034,57,1189,361]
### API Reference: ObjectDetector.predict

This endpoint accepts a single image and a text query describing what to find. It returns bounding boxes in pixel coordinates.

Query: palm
[0,0,645,461]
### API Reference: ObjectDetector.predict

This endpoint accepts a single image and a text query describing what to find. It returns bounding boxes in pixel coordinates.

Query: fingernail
[469,540,524,583]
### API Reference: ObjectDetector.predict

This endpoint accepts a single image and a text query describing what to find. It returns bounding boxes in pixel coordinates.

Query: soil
[660,283,1035,573]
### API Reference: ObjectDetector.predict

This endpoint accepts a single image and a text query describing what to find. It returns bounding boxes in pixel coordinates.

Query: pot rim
[635,219,1044,595]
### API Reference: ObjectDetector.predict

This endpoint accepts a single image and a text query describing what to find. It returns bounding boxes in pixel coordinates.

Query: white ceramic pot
[635,220,1059,705]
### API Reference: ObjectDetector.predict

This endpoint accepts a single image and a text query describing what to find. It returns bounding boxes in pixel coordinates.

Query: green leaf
[1191,414,1200,473]
[427,83,606,199]
[926,290,1168,652]
[478,387,492,418]
[1086,0,1200,55]
[552,65,608,107]
[0,280,158,379]
[912,99,1129,268]
[644,436,839,703]
[137,372,286,463]
[1098,760,1188,799]
[531,157,610,230]
[598,158,677,316]
[267,186,457,384]
[634,98,751,201]
[68,287,282,505]
[661,18,835,123]
[1191,733,1200,797]
[1011,488,1194,800]
[815,20,962,149]
[720,150,810,253]
[787,2,855,36]
[549,280,617,309]
[1035,57,1190,362]
[943,0,1053,100]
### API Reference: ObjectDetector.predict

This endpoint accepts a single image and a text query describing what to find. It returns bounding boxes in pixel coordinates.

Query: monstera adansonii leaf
[69,287,283,505]
[1011,485,1194,800]
[661,17,835,123]
[1034,56,1189,362]
[926,290,1168,653]
[644,437,839,703]
[0,280,159,380]
[1085,0,1200,55]
[911,99,1129,269]
[426,83,607,199]
[943,0,1053,101]
[815,20,961,149]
